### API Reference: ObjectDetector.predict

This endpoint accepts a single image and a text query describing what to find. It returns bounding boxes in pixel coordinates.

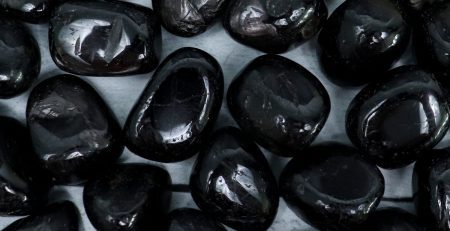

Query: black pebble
[0,0,54,23]
[359,207,427,231]
[165,208,226,231]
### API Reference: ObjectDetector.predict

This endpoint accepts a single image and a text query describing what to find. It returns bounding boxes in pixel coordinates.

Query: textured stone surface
[166,208,226,231]
[0,0,53,23]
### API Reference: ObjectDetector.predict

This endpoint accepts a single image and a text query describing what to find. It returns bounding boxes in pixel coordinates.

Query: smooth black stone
[346,66,450,169]
[224,0,328,53]
[190,127,279,231]
[3,201,80,231]
[359,207,426,231]
[153,0,227,37]
[84,163,172,231]
[0,16,40,98]
[26,75,124,185]
[124,47,223,163]
[0,0,53,23]
[279,143,385,231]
[166,208,226,231]
[318,0,411,86]
[49,0,161,76]
[227,54,330,157]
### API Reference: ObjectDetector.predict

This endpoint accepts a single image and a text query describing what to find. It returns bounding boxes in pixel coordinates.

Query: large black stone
[279,143,385,231]
[227,54,330,157]
[124,47,223,163]
[26,75,124,185]
[190,127,279,231]
[359,207,427,231]
[83,163,172,231]
[49,0,161,76]
[346,66,450,169]
[165,208,226,231]
[0,0,53,23]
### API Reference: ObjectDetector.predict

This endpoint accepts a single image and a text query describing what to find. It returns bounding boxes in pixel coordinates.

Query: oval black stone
[359,207,427,231]
[190,127,279,231]
[346,66,450,169]
[224,0,328,53]
[83,163,172,231]
[49,0,161,76]
[318,0,411,86]
[26,75,124,185]
[165,208,226,231]
[279,143,385,231]
[0,16,40,98]
[0,0,53,23]
[227,54,330,157]
[124,47,223,163]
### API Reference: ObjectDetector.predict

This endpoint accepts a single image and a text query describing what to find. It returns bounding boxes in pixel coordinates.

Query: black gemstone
[318,0,410,86]
[0,0,53,23]
[166,208,226,231]
[83,163,172,231]
[359,207,426,231]
[279,143,385,231]
[124,47,223,163]
[190,127,279,231]
[346,66,450,169]
[26,75,124,185]
[224,0,327,53]
[227,54,330,157]
[49,0,161,76]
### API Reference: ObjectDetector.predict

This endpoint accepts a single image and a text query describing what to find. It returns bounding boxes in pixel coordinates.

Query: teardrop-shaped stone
[227,54,330,157]
[346,66,450,169]
[359,207,427,231]
[124,47,223,163]
[190,127,279,231]
[224,0,328,53]
[0,0,53,23]
[26,75,124,185]
[279,143,385,231]
[166,208,226,231]
[49,0,161,76]
[318,0,411,86]
[83,163,172,231]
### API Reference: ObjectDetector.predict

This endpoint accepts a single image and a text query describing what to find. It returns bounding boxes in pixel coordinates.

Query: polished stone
[346,66,450,169]
[227,54,330,157]
[359,207,426,231]
[0,0,53,23]
[190,127,279,231]
[166,208,226,231]
[124,47,223,163]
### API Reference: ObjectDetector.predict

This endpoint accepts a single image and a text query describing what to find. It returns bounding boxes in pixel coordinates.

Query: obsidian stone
[227,54,330,157]
[0,0,53,23]
[26,75,124,185]
[279,143,385,231]
[224,0,327,53]
[359,207,426,231]
[318,0,411,86]
[153,0,227,37]
[84,163,172,231]
[124,47,223,163]
[190,127,279,231]
[166,208,226,231]
[346,66,450,169]
[3,201,80,231]
[49,0,161,76]
[0,16,40,98]
[398,0,444,20]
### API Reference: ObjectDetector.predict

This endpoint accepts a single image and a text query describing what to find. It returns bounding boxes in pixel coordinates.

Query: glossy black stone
[166,208,226,231]
[346,66,450,169]
[124,47,223,163]
[0,16,40,98]
[26,75,124,185]
[224,0,328,53]
[84,163,172,231]
[318,0,411,86]
[398,0,444,20]
[359,207,426,231]
[227,54,330,157]
[49,0,161,76]
[0,0,53,23]
[153,0,227,37]
[279,143,385,231]
[190,127,279,231]
[3,201,80,231]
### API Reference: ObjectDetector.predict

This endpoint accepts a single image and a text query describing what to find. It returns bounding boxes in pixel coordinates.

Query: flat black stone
[26,75,124,185]
[359,207,427,231]
[190,127,279,231]
[165,208,226,231]
[227,54,330,157]
[318,0,411,86]
[346,66,450,169]
[279,143,385,231]
[83,163,172,231]
[124,47,223,163]
[224,0,328,53]
[49,0,161,76]
[0,0,53,23]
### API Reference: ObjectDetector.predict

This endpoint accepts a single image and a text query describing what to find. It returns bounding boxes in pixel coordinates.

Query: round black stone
[359,207,427,231]
[0,0,53,23]
[165,208,226,231]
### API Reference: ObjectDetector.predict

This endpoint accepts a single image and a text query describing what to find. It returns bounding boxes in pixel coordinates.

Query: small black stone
[190,127,279,231]
[0,0,53,23]
[124,47,223,163]
[359,207,427,231]
[166,208,226,231]
[346,66,450,169]
[227,54,330,157]
[279,143,385,231]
